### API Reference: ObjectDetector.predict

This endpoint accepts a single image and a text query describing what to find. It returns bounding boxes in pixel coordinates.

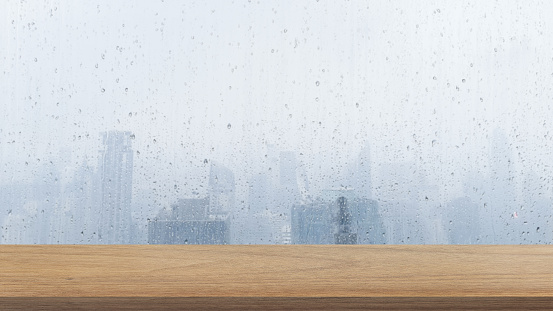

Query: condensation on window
[1,1,552,245]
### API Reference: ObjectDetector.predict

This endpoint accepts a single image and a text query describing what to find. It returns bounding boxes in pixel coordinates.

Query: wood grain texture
[2,297,553,310]
[2,245,553,309]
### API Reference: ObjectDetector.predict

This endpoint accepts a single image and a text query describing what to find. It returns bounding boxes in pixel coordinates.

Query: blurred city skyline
[2,1,553,244]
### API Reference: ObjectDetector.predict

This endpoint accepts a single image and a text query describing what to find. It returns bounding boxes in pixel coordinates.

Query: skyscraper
[291,189,385,244]
[148,197,230,245]
[97,131,134,244]
[291,201,334,244]
[334,197,357,244]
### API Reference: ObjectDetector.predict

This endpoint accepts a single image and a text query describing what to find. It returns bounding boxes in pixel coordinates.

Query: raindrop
[227,123,232,129]
[315,81,320,86]
[355,103,359,108]
[125,88,128,92]
[462,79,466,83]
[130,134,135,139]
[101,88,105,93]
[432,76,437,80]
[204,159,208,164]
[128,112,132,117]
[34,58,37,62]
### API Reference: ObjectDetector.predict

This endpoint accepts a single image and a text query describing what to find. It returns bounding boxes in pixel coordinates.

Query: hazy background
[2,0,553,244]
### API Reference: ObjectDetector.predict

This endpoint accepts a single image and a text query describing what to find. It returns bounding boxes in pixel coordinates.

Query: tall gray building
[291,190,385,244]
[148,197,230,244]
[97,131,134,244]
[291,202,333,244]
[334,196,357,244]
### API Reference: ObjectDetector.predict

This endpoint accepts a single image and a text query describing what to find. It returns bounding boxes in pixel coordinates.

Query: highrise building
[291,189,385,244]
[334,197,357,244]
[291,202,333,244]
[149,162,235,245]
[148,197,230,244]
[97,131,134,244]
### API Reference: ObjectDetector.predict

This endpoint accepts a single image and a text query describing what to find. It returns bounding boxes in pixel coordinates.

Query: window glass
[2,0,552,244]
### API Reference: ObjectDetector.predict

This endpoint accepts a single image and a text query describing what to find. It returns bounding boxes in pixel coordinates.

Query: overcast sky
[2,0,553,206]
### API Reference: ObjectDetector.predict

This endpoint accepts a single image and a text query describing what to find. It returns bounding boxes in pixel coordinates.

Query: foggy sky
[3,0,553,216]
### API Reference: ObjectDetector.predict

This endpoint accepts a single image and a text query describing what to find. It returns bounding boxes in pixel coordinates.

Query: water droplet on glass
[355,103,359,108]
[128,112,132,117]
[227,123,232,129]
[315,81,320,86]
[101,88,105,93]
[432,76,437,80]
[130,134,135,139]
[462,79,466,83]
[34,58,37,62]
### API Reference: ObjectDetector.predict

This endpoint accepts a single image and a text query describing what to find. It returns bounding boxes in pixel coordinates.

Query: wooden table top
[2,245,553,309]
